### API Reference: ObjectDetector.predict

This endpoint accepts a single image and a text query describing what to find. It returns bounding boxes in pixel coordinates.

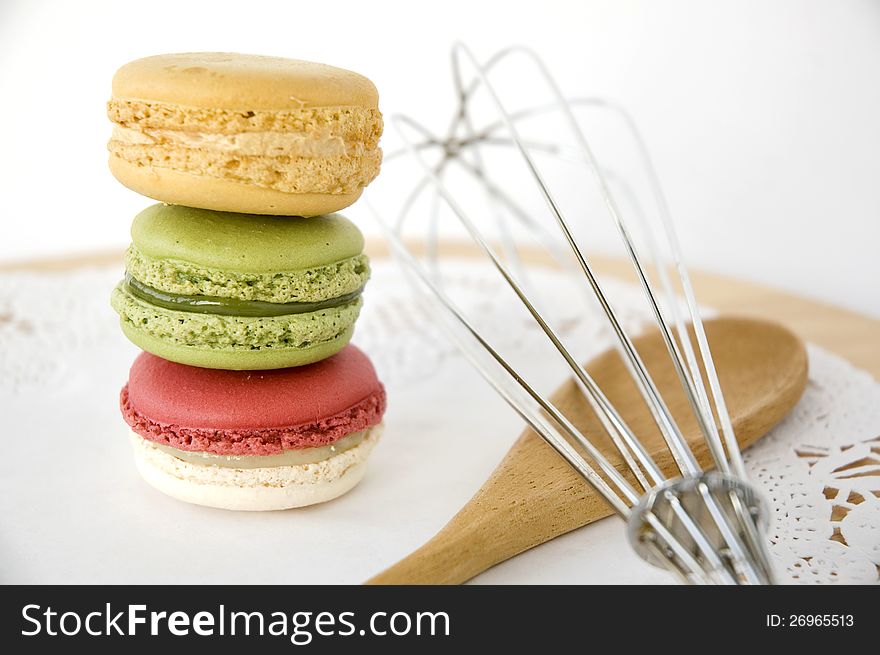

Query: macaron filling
[112,125,352,158]
[124,273,364,317]
[150,430,367,469]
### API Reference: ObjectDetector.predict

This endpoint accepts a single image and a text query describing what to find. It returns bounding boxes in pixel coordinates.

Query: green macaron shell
[127,204,369,303]
[132,204,365,273]
[111,282,362,370]
[120,321,355,370]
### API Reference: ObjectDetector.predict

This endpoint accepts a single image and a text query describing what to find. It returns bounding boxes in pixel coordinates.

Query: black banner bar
[0,585,872,652]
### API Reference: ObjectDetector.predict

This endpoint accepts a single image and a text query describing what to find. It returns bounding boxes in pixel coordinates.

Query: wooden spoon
[367,316,808,584]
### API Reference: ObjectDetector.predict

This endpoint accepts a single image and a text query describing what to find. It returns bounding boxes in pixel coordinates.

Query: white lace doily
[0,259,877,584]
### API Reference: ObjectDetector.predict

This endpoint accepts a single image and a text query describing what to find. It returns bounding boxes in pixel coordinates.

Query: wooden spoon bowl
[367,316,808,584]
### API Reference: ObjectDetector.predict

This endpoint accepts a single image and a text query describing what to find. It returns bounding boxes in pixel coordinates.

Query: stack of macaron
[108,53,386,510]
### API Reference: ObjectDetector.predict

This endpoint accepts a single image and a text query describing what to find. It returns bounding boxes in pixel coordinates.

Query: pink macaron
[121,345,386,510]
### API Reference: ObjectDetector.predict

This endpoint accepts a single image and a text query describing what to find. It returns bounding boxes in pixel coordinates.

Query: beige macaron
[107,53,383,216]
[129,426,382,511]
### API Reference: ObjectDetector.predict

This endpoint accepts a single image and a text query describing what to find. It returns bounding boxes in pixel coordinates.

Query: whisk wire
[374,43,775,584]
[391,113,666,491]
[375,140,645,504]
[450,42,703,477]
[372,216,637,514]
[379,119,740,582]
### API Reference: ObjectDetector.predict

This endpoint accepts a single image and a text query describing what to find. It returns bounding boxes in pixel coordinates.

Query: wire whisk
[369,43,776,584]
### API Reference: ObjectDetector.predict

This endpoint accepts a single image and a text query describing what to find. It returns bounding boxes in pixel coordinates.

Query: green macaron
[111,204,370,370]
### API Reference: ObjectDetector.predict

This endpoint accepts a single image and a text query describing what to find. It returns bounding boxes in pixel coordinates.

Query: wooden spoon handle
[368,431,613,584]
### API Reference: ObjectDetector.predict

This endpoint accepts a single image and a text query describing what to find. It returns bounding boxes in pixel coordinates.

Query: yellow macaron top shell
[111,52,379,111]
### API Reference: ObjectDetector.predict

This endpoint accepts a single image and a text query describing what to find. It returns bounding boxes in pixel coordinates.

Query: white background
[1,0,879,319]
